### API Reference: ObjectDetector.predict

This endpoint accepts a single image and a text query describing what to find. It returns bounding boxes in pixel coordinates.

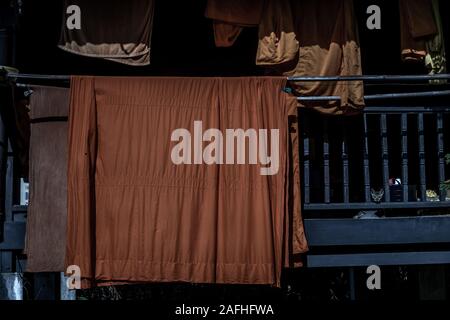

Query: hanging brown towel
[66,76,308,288]
[261,0,364,115]
[25,86,69,272]
[58,0,155,66]
[399,0,437,62]
[205,0,264,47]
[256,0,298,65]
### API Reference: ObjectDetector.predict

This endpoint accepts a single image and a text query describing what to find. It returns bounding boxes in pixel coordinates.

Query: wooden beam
[307,251,450,268]
[304,216,450,246]
[304,201,450,210]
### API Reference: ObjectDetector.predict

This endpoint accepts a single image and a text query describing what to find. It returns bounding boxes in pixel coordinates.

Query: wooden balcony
[299,102,450,268]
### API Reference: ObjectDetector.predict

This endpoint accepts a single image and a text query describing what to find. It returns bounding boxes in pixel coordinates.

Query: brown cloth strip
[66,76,308,288]
[25,86,69,272]
[256,0,298,66]
[399,0,437,62]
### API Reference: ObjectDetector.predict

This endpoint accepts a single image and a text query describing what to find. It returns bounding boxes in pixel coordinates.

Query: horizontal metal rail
[305,216,450,246]
[5,72,70,81]
[288,73,450,82]
[307,251,450,267]
[5,72,450,83]
[7,72,450,82]
[5,72,450,101]
[296,90,450,101]
[304,202,450,210]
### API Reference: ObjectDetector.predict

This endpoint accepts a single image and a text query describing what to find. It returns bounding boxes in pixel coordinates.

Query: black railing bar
[302,115,311,204]
[365,82,448,87]
[297,96,341,101]
[364,90,450,100]
[5,72,450,99]
[437,112,446,201]
[380,114,390,202]
[323,120,331,204]
[6,73,70,81]
[303,201,450,210]
[342,123,350,203]
[4,72,450,83]
[363,114,371,202]
[288,74,450,82]
[6,72,450,82]
[418,113,427,202]
[401,114,409,202]
[296,90,450,101]
[363,106,450,113]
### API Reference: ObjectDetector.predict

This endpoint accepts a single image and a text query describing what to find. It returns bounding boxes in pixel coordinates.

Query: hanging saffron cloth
[66,76,308,288]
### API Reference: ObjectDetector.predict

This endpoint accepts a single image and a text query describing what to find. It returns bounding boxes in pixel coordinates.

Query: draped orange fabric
[66,76,307,288]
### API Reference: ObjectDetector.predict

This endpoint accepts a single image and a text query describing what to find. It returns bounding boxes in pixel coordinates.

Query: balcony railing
[299,105,450,212]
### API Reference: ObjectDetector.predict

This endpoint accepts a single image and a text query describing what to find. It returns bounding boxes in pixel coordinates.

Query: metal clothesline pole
[5,72,450,82]
[296,90,450,102]
[287,74,450,82]
[6,72,70,81]
[3,72,450,101]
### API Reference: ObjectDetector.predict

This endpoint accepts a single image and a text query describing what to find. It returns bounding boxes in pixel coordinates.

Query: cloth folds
[205,0,264,47]
[58,0,155,66]
[258,0,364,115]
[25,86,70,272]
[256,0,298,65]
[66,76,308,288]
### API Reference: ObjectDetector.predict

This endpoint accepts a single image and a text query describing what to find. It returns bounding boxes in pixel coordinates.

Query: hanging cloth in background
[66,76,308,288]
[258,0,364,115]
[58,0,155,66]
[205,0,264,47]
[399,0,437,62]
[25,86,69,272]
[425,0,447,83]
[256,0,298,66]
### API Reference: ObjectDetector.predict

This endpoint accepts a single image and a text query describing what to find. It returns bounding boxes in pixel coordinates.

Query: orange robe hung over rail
[66,76,308,288]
